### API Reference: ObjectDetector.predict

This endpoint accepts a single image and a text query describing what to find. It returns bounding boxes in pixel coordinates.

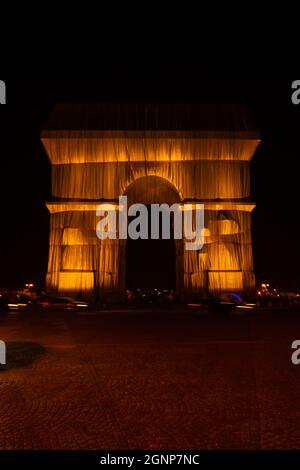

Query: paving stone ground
[0,309,300,449]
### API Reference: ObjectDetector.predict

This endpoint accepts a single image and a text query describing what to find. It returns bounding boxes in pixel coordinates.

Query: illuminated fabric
[181,209,254,294]
[58,272,94,292]
[43,104,259,298]
[208,272,244,292]
[50,161,250,200]
[42,131,259,164]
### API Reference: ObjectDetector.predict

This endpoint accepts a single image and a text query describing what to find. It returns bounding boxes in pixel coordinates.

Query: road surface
[0,308,299,449]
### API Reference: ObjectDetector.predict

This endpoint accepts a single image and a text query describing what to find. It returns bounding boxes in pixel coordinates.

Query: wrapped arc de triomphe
[41,103,260,300]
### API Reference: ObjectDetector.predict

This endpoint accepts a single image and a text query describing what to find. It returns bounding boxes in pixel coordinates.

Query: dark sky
[0,78,299,290]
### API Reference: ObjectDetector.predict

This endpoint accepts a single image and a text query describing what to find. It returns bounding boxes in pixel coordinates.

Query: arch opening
[121,176,182,300]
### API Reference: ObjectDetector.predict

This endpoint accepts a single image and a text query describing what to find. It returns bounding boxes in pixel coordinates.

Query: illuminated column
[179,203,256,298]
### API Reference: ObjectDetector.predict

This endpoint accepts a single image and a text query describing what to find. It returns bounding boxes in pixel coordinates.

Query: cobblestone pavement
[0,309,300,449]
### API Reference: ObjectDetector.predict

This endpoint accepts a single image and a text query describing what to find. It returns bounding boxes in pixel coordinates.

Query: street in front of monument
[0,308,300,449]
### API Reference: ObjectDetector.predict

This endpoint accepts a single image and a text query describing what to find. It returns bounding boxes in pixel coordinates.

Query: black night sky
[0,78,299,291]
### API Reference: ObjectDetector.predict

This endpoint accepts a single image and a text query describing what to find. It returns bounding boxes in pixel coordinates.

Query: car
[187,294,256,314]
[40,297,89,310]
[226,293,256,311]
[0,293,30,312]
[187,297,236,314]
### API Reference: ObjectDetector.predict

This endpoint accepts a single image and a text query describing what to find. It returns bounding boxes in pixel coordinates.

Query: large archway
[118,176,183,298]
[125,205,177,290]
